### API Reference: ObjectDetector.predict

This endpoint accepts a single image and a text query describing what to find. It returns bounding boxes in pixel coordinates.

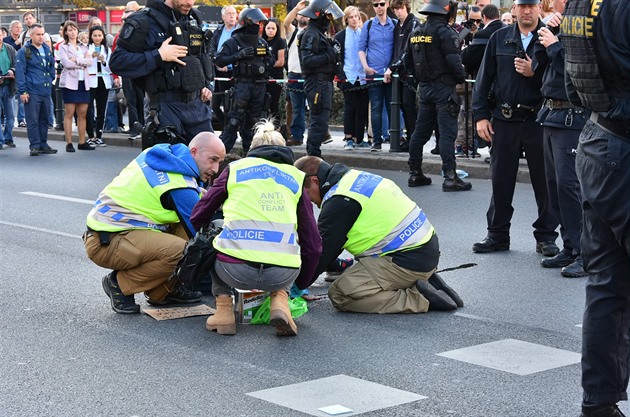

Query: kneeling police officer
[110,0,214,143]
[215,8,274,154]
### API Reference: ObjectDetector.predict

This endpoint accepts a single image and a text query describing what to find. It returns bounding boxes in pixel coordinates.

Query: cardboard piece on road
[142,304,216,321]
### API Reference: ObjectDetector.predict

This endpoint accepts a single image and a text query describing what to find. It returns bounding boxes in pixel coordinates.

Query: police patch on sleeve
[121,24,135,40]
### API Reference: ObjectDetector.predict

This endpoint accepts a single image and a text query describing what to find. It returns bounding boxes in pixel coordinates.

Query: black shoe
[29,148,40,156]
[442,170,472,192]
[416,280,457,311]
[430,146,440,155]
[4,141,15,148]
[102,271,140,314]
[39,146,58,154]
[472,236,510,253]
[66,143,75,153]
[536,241,560,257]
[580,403,626,417]
[370,143,382,152]
[147,285,203,306]
[429,273,464,307]
[541,251,576,268]
[400,140,409,152]
[77,142,96,150]
[408,171,432,187]
[562,257,588,278]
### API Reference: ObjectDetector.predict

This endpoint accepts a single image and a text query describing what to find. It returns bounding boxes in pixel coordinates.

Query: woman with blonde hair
[190,118,322,337]
[58,20,95,152]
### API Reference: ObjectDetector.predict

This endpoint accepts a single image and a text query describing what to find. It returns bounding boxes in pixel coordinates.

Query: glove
[237,46,255,59]
[332,41,341,55]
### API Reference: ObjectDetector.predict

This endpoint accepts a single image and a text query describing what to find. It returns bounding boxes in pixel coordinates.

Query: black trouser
[342,81,368,142]
[266,81,283,129]
[486,118,558,242]
[542,125,582,256]
[578,120,630,406]
[122,77,144,134]
[86,78,108,139]
[304,76,333,157]
[409,83,457,172]
[401,76,418,140]
[219,80,266,153]
[212,77,232,130]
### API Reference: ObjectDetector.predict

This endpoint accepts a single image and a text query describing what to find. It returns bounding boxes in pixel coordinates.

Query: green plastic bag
[250,296,308,325]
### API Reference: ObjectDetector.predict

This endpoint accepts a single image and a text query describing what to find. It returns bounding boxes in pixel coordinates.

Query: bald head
[295,155,325,207]
[189,132,226,183]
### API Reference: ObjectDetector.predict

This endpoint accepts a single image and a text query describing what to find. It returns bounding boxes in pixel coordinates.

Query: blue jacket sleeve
[15,48,26,94]
[164,188,201,238]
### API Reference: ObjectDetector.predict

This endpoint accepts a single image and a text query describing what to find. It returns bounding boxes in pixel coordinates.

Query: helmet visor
[324,2,344,20]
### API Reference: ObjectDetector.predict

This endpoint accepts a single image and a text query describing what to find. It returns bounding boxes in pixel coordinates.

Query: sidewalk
[10,125,533,183]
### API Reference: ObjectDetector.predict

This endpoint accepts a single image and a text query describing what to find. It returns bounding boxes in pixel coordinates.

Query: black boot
[408,163,432,187]
[442,169,472,192]
[416,280,457,311]
[429,273,464,307]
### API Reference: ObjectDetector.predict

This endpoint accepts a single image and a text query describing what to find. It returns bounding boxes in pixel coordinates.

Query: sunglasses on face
[471,19,482,24]
[373,2,386,7]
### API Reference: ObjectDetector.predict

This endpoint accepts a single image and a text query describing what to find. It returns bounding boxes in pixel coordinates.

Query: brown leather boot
[205,295,236,335]
[270,291,297,336]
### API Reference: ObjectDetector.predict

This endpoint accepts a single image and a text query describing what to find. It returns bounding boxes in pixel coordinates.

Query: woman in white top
[58,20,95,152]
[85,26,112,147]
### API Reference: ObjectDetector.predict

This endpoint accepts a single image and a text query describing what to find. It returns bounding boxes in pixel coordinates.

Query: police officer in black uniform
[297,0,343,158]
[535,5,588,278]
[398,0,471,191]
[110,0,214,143]
[215,7,273,154]
[561,1,630,416]
[471,0,559,255]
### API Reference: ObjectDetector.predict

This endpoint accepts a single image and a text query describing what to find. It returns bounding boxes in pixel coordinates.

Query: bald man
[85,133,226,314]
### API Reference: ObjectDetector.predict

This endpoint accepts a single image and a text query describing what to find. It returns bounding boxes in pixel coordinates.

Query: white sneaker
[94,138,107,147]
[344,139,355,150]
[87,139,97,147]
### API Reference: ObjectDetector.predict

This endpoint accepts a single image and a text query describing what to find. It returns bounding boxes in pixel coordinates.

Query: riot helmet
[234,7,268,32]
[420,0,457,17]
[298,0,344,20]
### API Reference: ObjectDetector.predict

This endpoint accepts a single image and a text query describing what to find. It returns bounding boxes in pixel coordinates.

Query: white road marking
[20,191,93,205]
[0,220,81,239]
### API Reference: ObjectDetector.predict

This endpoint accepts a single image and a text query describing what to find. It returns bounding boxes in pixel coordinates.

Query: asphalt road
[0,138,616,417]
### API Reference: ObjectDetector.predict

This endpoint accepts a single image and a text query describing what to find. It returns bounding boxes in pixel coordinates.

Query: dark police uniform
[535,31,588,275]
[215,29,272,154]
[390,13,421,146]
[561,0,630,414]
[402,13,471,191]
[298,14,338,158]
[472,20,558,250]
[110,0,213,142]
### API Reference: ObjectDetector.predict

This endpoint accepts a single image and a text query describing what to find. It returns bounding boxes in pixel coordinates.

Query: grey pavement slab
[247,374,427,416]
[437,338,581,376]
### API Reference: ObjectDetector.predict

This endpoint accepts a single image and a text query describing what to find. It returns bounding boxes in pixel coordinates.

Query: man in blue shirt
[358,0,395,152]
[15,24,56,156]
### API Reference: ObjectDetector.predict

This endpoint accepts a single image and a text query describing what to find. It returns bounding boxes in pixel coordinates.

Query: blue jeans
[104,89,119,131]
[287,72,306,142]
[24,93,51,150]
[212,259,298,296]
[0,85,14,143]
[368,78,391,144]
[15,93,24,123]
